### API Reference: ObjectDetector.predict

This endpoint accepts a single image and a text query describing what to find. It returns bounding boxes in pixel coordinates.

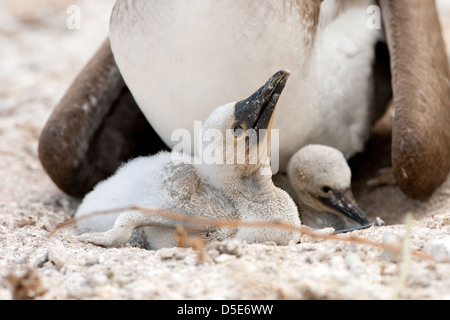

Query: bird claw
[374,217,386,226]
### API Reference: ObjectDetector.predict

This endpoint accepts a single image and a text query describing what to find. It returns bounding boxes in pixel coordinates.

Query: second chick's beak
[317,188,369,226]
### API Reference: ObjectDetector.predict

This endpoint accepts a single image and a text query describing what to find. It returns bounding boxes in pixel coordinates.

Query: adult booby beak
[234,70,290,133]
[317,188,369,226]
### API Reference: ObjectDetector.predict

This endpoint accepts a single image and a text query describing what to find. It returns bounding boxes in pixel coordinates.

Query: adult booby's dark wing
[38,39,166,198]
[380,0,450,199]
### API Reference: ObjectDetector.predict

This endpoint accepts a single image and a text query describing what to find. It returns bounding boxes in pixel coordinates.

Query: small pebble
[381,231,402,263]
[424,236,450,262]
[157,247,190,260]
[214,253,236,263]
[345,252,366,275]
[216,239,243,257]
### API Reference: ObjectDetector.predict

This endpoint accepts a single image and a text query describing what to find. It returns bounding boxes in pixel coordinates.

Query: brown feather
[38,39,166,197]
[380,0,450,199]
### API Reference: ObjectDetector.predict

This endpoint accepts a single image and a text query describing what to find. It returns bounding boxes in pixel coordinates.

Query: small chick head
[287,144,351,195]
[287,144,369,226]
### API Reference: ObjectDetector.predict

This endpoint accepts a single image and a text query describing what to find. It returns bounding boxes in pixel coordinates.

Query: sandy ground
[1,0,450,300]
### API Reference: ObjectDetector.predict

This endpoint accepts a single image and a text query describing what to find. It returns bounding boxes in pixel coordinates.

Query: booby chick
[75,70,301,249]
[286,145,369,231]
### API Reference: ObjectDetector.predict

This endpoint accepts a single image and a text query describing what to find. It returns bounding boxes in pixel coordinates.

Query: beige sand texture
[1,0,450,300]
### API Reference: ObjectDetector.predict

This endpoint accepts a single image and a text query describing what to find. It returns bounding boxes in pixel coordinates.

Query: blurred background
[0,0,114,118]
[0,0,114,204]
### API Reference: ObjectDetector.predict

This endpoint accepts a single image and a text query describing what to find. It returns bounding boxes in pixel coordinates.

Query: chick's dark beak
[318,188,369,226]
[234,70,290,132]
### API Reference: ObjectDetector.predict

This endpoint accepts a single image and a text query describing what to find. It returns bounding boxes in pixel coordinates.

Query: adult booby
[286,144,369,231]
[38,0,450,201]
[75,70,301,249]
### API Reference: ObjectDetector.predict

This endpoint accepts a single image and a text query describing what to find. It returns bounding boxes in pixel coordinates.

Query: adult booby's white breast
[110,0,382,171]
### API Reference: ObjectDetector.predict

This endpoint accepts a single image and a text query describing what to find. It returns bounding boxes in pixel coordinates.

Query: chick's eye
[321,186,332,194]
[233,124,244,137]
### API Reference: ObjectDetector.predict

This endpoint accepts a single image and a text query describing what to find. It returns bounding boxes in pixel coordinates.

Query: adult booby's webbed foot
[380,0,450,199]
[38,39,167,198]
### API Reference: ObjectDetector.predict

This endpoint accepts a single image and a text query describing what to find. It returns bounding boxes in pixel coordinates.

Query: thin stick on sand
[52,205,435,262]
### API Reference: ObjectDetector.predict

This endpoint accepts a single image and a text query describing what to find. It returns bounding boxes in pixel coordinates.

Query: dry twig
[53,205,434,261]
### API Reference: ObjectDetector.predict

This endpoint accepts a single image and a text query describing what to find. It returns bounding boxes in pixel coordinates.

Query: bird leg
[77,209,176,247]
